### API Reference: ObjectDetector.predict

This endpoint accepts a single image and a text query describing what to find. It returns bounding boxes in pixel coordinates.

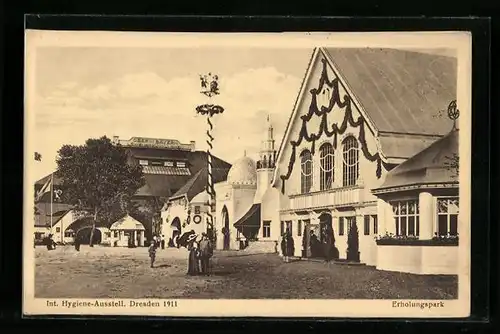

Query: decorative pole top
[447,100,460,130]
[196,72,225,117]
[199,72,220,98]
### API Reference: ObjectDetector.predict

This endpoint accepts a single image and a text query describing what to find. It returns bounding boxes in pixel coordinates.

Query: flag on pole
[34,152,42,161]
[54,189,62,202]
[36,175,52,202]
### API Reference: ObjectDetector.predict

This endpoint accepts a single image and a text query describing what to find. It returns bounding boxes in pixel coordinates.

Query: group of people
[187,233,213,276]
[44,234,57,250]
[280,228,295,263]
[148,232,214,275]
[280,228,338,263]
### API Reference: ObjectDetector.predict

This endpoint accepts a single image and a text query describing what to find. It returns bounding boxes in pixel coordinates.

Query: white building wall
[232,186,257,222]
[272,51,391,263]
[161,199,211,242]
[376,245,459,275]
[215,182,238,250]
[260,187,281,242]
[374,189,459,273]
[255,168,273,203]
[52,211,77,244]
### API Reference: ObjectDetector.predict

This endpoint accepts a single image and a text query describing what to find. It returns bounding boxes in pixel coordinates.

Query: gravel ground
[34,245,458,299]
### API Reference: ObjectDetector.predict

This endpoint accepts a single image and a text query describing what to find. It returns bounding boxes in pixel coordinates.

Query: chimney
[190,141,196,151]
[112,136,119,144]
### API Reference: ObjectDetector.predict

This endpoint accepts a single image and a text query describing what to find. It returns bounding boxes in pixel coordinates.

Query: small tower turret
[254,114,277,203]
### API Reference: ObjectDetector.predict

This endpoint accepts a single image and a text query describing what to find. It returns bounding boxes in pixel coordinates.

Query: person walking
[281,229,294,263]
[74,235,81,252]
[198,233,213,276]
[161,234,165,250]
[148,241,157,268]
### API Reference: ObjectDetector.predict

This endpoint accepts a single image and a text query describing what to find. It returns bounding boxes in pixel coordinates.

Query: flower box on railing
[375,237,459,246]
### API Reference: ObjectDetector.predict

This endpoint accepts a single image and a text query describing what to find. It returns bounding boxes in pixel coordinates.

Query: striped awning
[142,165,191,176]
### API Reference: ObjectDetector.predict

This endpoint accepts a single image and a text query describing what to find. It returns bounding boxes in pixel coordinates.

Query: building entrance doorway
[319,212,339,260]
[171,217,181,247]
[303,220,321,258]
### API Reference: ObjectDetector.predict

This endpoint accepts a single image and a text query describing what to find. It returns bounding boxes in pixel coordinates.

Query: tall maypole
[196,73,224,241]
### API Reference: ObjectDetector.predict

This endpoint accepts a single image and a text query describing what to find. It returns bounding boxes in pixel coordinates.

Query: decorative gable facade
[262,47,457,267]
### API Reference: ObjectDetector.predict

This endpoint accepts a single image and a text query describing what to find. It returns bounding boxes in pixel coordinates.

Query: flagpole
[196,73,224,242]
[50,173,54,232]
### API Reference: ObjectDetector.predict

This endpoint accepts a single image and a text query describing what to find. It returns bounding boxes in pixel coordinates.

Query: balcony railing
[288,185,364,211]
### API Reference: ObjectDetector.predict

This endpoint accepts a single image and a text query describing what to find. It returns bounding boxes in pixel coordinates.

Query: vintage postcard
[24,30,471,317]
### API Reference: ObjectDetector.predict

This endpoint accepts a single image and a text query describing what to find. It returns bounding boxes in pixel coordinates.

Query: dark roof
[374,129,459,191]
[35,171,63,187]
[378,134,443,159]
[136,173,193,198]
[125,147,193,160]
[170,166,230,201]
[135,150,230,198]
[34,202,73,227]
[66,217,110,232]
[233,204,261,228]
[324,48,457,136]
[35,150,232,200]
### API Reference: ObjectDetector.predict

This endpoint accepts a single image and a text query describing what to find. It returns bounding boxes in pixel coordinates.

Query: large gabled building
[252,47,460,273]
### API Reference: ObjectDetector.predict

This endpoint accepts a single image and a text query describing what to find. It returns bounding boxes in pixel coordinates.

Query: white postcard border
[23,30,472,318]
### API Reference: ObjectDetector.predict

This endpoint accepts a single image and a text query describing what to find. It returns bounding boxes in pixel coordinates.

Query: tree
[129,196,166,241]
[301,225,308,258]
[444,153,459,179]
[346,219,360,262]
[56,136,145,246]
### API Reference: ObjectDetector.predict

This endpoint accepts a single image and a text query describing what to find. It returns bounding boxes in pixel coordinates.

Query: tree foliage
[129,197,166,239]
[444,153,459,179]
[346,219,360,262]
[56,136,145,244]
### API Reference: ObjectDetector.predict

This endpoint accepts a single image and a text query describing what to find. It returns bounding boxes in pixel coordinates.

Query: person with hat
[198,233,213,276]
[187,239,201,276]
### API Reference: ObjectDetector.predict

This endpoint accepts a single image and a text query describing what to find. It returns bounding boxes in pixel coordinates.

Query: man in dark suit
[198,233,213,275]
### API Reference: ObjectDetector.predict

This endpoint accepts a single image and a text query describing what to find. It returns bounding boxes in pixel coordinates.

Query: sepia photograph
[23,30,471,317]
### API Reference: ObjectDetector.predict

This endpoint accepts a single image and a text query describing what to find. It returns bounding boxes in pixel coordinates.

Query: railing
[289,185,364,211]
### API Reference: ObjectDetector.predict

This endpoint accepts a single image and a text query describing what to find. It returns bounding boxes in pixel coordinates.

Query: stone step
[242,241,277,254]
[298,257,367,266]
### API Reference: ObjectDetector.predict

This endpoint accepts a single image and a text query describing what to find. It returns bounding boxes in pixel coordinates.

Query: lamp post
[196,73,224,240]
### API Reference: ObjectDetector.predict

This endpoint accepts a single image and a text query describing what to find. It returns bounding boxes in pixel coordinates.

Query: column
[376,198,386,235]
[133,231,137,246]
[139,231,144,246]
[418,191,434,240]
[379,198,397,235]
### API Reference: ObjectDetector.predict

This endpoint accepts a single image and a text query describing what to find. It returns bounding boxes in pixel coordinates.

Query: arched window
[319,143,334,190]
[300,150,313,193]
[342,136,359,186]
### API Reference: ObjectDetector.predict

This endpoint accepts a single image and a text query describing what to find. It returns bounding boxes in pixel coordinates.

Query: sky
[31,45,456,181]
[32,47,313,180]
